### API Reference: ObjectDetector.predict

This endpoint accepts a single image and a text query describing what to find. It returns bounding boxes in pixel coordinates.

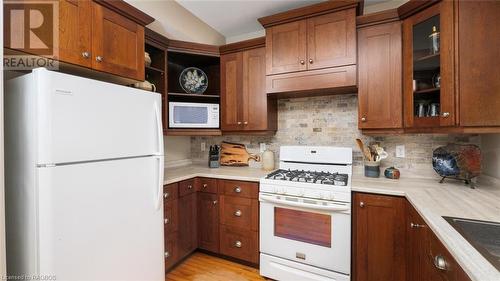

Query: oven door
[259,192,351,274]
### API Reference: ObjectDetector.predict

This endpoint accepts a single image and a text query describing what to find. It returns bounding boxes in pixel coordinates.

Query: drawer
[220,225,258,264]
[197,177,218,194]
[164,199,178,234]
[164,232,178,271]
[220,196,258,231]
[163,183,178,202]
[179,179,196,197]
[220,180,258,199]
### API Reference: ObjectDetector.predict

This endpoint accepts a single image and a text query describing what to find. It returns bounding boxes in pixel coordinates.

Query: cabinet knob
[359,202,365,208]
[234,186,242,193]
[164,251,170,259]
[164,218,169,224]
[300,60,305,65]
[188,185,193,189]
[237,121,242,125]
[361,117,367,122]
[243,121,248,125]
[234,241,242,248]
[82,51,90,58]
[202,183,208,189]
[212,200,218,205]
[309,59,313,64]
[433,255,448,271]
[410,222,425,228]
[163,192,169,199]
[95,56,103,62]
[234,210,242,217]
[442,112,450,118]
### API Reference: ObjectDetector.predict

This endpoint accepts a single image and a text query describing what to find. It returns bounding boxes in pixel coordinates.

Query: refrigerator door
[37,156,164,280]
[33,69,163,165]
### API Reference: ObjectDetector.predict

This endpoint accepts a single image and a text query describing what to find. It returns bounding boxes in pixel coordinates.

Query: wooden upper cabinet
[91,3,145,81]
[358,20,402,129]
[307,8,356,70]
[220,52,243,131]
[458,0,500,127]
[58,0,92,68]
[266,20,307,75]
[353,193,406,281]
[402,1,455,129]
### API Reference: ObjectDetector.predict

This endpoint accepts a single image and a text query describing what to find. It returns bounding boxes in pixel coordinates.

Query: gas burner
[266,169,349,186]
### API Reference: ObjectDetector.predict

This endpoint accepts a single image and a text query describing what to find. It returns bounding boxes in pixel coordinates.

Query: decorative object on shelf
[364,160,381,178]
[432,144,481,188]
[179,67,208,94]
[262,149,275,171]
[220,141,260,166]
[208,145,220,168]
[384,167,400,179]
[145,52,152,67]
[429,25,440,55]
[132,80,156,92]
[433,73,441,88]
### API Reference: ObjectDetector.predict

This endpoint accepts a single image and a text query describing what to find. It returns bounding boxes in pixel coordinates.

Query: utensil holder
[364,161,381,178]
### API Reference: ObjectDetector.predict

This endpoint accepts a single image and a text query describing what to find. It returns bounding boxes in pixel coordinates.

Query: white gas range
[259,146,352,281]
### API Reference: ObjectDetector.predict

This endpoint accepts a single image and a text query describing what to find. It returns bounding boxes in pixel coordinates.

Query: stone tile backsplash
[191,94,481,169]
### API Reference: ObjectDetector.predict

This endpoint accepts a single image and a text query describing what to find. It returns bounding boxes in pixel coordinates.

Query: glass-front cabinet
[403,1,455,128]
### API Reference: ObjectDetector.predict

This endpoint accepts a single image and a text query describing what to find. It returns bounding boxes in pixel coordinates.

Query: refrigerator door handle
[154,156,163,210]
[154,102,163,155]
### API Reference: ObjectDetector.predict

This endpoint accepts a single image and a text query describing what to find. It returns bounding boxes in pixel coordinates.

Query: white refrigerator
[5,68,165,280]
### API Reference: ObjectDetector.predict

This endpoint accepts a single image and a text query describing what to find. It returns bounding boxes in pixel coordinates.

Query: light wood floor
[166,252,266,281]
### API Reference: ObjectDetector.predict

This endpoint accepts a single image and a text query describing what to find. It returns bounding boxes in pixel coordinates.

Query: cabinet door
[266,20,307,75]
[177,192,197,259]
[91,2,145,80]
[220,52,244,131]
[307,8,356,70]
[197,193,219,253]
[403,1,455,128]
[58,0,92,68]
[458,0,500,127]
[242,47,268,131]
[407,202,431,281]
[353,193,406,281]
[358,21,402,129]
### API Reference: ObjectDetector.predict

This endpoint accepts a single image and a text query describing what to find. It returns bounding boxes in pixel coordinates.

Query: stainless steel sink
[444,216,500,271]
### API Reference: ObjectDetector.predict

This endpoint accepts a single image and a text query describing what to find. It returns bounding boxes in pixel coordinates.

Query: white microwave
[168,102,219,128]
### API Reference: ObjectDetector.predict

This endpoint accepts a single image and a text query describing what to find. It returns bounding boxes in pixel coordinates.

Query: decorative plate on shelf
[179,67,208,94]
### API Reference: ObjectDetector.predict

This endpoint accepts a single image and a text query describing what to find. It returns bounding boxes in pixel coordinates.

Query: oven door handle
[259,194,350,212]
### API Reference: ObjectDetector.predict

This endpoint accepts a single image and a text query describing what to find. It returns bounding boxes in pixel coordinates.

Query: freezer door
[34,69,163,164]
[37,156,164,280]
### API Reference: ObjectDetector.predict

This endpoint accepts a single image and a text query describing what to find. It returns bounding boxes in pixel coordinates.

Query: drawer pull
[202,183,208,189]
[95,56,103,62]
[234,210,242,217]
[164,218,169,224]
[163,192,169,199]
[234,186,242,193]
[164,252,170,259]
[234,241,242,248]
[82,51,90,58]
[410,222,425,228]
[434,255,448,271]
[188,185,193,190]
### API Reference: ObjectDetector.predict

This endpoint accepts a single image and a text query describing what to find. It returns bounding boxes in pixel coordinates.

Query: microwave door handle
[154,102,163,155]
[259,194,350,212]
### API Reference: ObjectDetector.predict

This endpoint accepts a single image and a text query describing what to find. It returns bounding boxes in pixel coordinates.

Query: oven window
[274,207,331,248]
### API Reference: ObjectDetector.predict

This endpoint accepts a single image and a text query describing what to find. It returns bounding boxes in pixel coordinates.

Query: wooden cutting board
[220,141,260,166]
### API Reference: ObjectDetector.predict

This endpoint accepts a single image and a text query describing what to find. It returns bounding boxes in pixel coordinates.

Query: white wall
[482,134,500,179]
[126,0,226,166]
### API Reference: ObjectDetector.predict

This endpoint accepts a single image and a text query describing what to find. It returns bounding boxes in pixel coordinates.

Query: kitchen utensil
[133,80,156,92]
[179,67,208,94]
[356,139,372,161]
[384,167,400,179]
[262,149,275,171]
[432,144,481,188]
[364,160,380,178]
[220,141,260,166]
[208,145,220,168]
[375,146,388,161]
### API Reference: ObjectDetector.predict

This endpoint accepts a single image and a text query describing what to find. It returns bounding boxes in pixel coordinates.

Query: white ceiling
[176,0,325,40]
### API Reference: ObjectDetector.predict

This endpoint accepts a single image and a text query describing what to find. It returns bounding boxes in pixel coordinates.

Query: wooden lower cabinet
[178,191,197,260]
[353,192,407,281]
[197,192,219,253]
[353,192,471,281]
[220,225,259,264]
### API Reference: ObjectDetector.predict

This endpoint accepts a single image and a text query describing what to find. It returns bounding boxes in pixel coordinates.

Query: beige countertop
[164,163,500,281]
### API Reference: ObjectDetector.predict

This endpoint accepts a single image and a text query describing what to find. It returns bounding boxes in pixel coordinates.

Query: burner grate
[266,169,348,186]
